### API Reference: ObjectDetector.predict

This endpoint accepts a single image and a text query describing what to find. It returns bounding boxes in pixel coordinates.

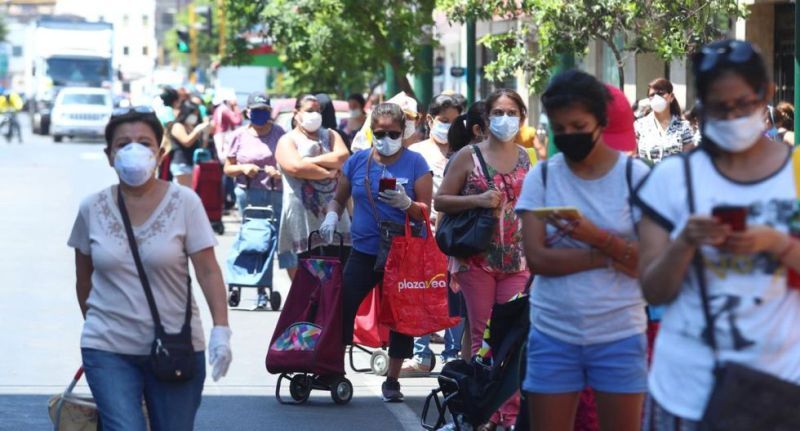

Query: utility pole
[466,19,476,105]
[189,3,198,84]
[217,0,226,59]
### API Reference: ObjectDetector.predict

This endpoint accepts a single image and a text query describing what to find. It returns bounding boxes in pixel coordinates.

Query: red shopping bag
[353,287,390,348]
[380,212,461,337]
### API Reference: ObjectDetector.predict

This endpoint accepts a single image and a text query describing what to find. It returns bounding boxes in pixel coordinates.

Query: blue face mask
[250,109,270,126]
[489,115,520,142]
[766,127,780,140]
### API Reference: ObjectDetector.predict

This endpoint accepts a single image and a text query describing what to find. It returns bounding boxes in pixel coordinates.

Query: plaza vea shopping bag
[381,212,461,337]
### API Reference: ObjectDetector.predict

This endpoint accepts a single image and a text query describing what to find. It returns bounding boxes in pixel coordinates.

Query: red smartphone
[712,205,748,232]
[379,178,396,193]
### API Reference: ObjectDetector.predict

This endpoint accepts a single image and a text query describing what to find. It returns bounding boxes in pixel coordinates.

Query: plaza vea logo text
[398,273,447,290]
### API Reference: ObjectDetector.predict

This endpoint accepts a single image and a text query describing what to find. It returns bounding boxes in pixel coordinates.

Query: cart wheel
[289,374,312,403]
[269,291,282,311]
[370,350,389,376]
[212,222,225,235]
[430,354,437,371]
[331,378,353,405]
[227,288,240,307]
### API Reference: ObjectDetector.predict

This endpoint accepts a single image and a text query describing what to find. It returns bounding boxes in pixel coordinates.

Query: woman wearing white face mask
[168,101,212,186]
[275,94,352,280]
[69,109,232,430]
[634,78,695,165]
[435,89,531,430]
[320,102,433,403]
[635,40,800,430]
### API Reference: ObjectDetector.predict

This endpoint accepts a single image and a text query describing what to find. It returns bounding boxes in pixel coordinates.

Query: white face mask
[430,120,451,144]
[489,115,520,142]
[404,120,417,139]
[650,95,669,113]
[185,114,198,127]
[300,111,322,132]
[114,142,157,187]
[374,135,403,156]
[704,109,765,153]
[349,109,362,119]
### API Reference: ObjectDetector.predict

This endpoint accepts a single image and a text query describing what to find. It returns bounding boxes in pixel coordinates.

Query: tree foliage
[438,0,748,92]
[0,14,7,43]
[222,0,435,97]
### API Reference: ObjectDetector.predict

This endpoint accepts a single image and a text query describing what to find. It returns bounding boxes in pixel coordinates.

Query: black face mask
[553,129,599,162]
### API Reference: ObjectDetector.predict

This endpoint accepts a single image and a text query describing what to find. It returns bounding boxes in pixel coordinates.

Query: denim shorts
[170,162,194,176]
[523,326,648,394]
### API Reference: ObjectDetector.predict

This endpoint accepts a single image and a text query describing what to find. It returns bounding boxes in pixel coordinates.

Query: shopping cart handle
[73,367,84,381]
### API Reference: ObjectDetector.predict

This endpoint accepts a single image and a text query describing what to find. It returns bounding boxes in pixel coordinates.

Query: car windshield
[46,57,110,86]
[61,94,109,106]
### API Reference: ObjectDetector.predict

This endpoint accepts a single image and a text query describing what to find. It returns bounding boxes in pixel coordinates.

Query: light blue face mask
[430,120,451,143]
[489,114,520,142]
[766,127,780,140]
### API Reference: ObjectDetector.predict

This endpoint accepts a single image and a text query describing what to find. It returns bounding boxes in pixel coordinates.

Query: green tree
[0,14,7,43]
[439,0,748,92]
[222,0,436,97]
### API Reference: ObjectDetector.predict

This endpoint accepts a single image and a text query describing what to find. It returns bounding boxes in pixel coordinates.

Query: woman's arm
[223,157,260,178]
[407,173,433,221]
[190,247,229,327]
[326,176,353,217]
[308,130,349,169]
[75,250,93,319]
[275,134,337,180]
[520,212,607,276]
[434,149,499,214]
[170,122,206,148]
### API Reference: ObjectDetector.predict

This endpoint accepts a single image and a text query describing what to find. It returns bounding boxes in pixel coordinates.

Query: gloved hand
[208,326,232,382]
[319,211,339,244]
[378,184,412,210]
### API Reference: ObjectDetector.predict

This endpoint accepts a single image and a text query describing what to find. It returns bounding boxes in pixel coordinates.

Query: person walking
[275,94,352,279]
[212,89,242,160]
[635,78,695,164]
[223,93,287,309]
[635,39,800,430]
[68,107,232,431]
[342,93,368,145]
[402,92,466,377]
[167,101,212,187]
[516,70,649,431]
[320,102,433,403]
[435,89,531,430]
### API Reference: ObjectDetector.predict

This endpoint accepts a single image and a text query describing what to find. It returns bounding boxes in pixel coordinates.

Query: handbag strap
[117,188,192,334]
[471,144,495,189]
[682,154,721,363]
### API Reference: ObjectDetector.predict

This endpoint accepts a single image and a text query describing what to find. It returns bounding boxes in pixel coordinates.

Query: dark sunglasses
[373,130,402,140]
[112,106,155,117]
[698,40,756,73]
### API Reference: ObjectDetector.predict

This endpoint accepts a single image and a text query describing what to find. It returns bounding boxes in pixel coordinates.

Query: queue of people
[68,38,800,431]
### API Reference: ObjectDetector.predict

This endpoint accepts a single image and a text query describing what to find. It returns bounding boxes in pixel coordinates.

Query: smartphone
[531,206,583,220]
[379,177,397,193]
[712,205,748,232]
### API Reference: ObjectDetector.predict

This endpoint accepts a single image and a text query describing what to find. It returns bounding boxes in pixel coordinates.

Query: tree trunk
[603,37,625,90]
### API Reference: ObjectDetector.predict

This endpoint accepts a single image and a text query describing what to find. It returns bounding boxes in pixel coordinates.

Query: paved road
[0,117,445,430]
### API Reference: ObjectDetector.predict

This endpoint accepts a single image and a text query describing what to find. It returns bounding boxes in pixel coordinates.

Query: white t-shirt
[409,139,448,219]
[68,183,218,355]
[515,153,649,345]
[634,149,800,420]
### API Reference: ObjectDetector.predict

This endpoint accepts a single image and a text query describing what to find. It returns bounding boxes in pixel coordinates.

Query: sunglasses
[698,40,756,73]
[373,130,402,140]
[112,106,155,117]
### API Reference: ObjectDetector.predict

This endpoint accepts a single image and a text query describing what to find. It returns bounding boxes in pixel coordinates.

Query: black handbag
[435,145,498,258]
[118,189,196,382]
[681,155,800,430]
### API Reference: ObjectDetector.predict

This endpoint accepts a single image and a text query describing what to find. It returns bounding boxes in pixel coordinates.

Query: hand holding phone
[712,205,748,232]
[379,177,397,193]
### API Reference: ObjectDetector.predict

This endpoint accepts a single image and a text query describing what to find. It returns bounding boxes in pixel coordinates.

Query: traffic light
[195,6,213,33]
[176,29,190,53]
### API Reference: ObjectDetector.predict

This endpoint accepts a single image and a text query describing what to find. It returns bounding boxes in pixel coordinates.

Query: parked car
[270,98,351,132]
[50,87,113,142]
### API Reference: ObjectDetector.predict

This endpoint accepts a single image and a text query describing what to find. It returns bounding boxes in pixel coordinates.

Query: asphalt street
[0,117,446,431]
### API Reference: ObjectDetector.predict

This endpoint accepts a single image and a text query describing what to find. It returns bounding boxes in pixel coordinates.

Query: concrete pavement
[0,117,447,431]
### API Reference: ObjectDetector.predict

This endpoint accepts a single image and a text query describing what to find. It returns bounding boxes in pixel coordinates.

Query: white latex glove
[378,184,412,210]
[208,326,232,382]
[319,211,339,244]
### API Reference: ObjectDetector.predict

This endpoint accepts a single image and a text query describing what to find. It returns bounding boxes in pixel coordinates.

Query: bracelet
[777,238,796,262]
[621,240,633,263]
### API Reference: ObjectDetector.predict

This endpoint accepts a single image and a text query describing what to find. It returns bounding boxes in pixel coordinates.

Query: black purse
[681,155,800,430]
[435,145,498,258]
[118,189,196,382]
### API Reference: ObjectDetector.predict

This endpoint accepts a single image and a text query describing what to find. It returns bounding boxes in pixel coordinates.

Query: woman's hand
[477,189,502,209]
[720,225,786,256]
[264,165,282,180]
[678,215,730,247]
[242,164,261,178]
[547,213,604,247]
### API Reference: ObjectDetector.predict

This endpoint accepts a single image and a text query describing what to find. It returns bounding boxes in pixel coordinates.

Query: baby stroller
[225,205,282,310]
[421,293,529,430]
[348,287,392,376]
[266,232,353,405]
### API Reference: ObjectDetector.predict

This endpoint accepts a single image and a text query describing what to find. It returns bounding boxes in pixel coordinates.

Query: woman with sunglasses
[634,78,695,165]
[167,101,212,187]
[635,40,800,431]
[69,109,231,430]
[517,70,649,431]
[435,89,531,430]
[320,102,432,403]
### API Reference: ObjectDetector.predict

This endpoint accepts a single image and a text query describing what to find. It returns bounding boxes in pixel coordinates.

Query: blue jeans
[82,348,206,431]
[413,321,464,361]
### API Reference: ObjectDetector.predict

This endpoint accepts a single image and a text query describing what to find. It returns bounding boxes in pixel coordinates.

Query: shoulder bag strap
[471,144,495,188]
[682,154,720,361]
[626,156,637,233]
[364,149,382,224]
[541,160,548,188]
